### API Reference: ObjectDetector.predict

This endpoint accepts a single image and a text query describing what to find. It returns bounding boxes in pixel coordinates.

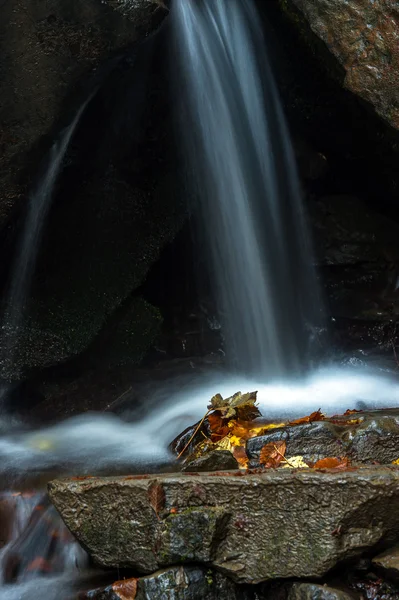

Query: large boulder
[49,467,399,583]
[284,0,399,130]
[0,0,165,230]
[0,1,186,380]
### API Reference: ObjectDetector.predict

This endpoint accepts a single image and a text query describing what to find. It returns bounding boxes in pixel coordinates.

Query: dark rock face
[0,1,185,379]
[182,451,239,473]
[309,195,399,354]
[287,0,399,130]
[0,0,165,230]
[247,409,399,466]
[372,545,399,582]
[49,467,399,583]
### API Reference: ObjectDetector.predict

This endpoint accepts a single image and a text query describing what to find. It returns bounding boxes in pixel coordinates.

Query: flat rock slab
[49,467,399,584]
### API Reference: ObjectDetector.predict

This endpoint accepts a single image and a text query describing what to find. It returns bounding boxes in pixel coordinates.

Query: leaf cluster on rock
[172,391,394,472]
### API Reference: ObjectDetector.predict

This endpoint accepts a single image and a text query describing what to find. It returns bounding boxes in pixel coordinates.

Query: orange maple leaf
[289,409,324,426]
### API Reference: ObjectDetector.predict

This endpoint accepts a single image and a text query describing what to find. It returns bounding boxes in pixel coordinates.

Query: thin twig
[177,409,212,460]
[104,386,132,412]
[273,444,295,468]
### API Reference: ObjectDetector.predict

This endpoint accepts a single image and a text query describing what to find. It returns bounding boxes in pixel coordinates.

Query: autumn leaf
[208,413,230,442]
[208,391,260,421]
[233,445,249,469]
[259,441,287,468]
[313,457,349,469]
[289,409,325,426]
[112,578,138,600]
[343,408,361,415]
[281,455,310,469]
[392,458,399,466]
[148,482,165,520]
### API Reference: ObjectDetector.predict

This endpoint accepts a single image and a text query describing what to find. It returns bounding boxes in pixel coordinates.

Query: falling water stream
[1,1,399,598]
[0,95,94,386]
[172,0,322,376]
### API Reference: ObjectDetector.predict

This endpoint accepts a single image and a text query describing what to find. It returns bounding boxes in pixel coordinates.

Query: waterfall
[172,0,322,377]
[0,95,94,383]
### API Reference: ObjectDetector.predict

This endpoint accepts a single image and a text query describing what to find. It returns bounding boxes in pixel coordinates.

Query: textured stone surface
[49,467,399,583]
[288,0,399,130]
[0,0,162,229]
[182,451,239,473]
[247,409,399,467]
[372,545,399,582]
[79,567,254,600]
[287,583,356,600]
[0,0,182,380]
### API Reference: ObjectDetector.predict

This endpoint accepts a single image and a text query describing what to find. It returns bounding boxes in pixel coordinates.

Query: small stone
[182,450,238,472]
[288,583,356,600]
[79,566,253,600]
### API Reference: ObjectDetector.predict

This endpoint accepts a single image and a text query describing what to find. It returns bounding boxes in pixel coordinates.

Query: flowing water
[0,491,86,599]
[172,0,321,377]
[0,95,94,384]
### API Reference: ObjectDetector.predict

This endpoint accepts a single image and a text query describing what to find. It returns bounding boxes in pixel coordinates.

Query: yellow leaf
[229,435,243,447]
[392,458,399,465]
[281,456,310,469]
[28,438,55,451]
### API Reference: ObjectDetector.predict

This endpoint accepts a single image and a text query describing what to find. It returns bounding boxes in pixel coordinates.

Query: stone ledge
[49,467,399,583]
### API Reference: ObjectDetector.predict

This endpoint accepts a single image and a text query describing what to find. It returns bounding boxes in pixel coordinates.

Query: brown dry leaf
[259,440,287,468]
[148,482,165,519]
[289,409,325,426]
[313,457,349,469]
[208,413,230,442]
[233,445,249,469]
[112,578,138,600]
[208,391,260,420]
[343,408,361,415]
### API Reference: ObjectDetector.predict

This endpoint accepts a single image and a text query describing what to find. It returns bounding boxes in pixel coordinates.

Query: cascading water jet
[171,0,323,378]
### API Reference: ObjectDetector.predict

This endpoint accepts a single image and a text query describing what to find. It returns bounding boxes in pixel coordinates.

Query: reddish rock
[288,0,399,129]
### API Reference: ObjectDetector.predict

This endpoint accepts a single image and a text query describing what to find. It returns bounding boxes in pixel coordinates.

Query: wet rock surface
[372,545,399,582]
[0,4,185,380]
[287,0,399,130]
[49,467,399,583]
[79,567,255,600]
[309,195,399,354]
[287,583,356,600]
[181,450,239,473]
[0,0,163,230]
[247,409,399,466]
